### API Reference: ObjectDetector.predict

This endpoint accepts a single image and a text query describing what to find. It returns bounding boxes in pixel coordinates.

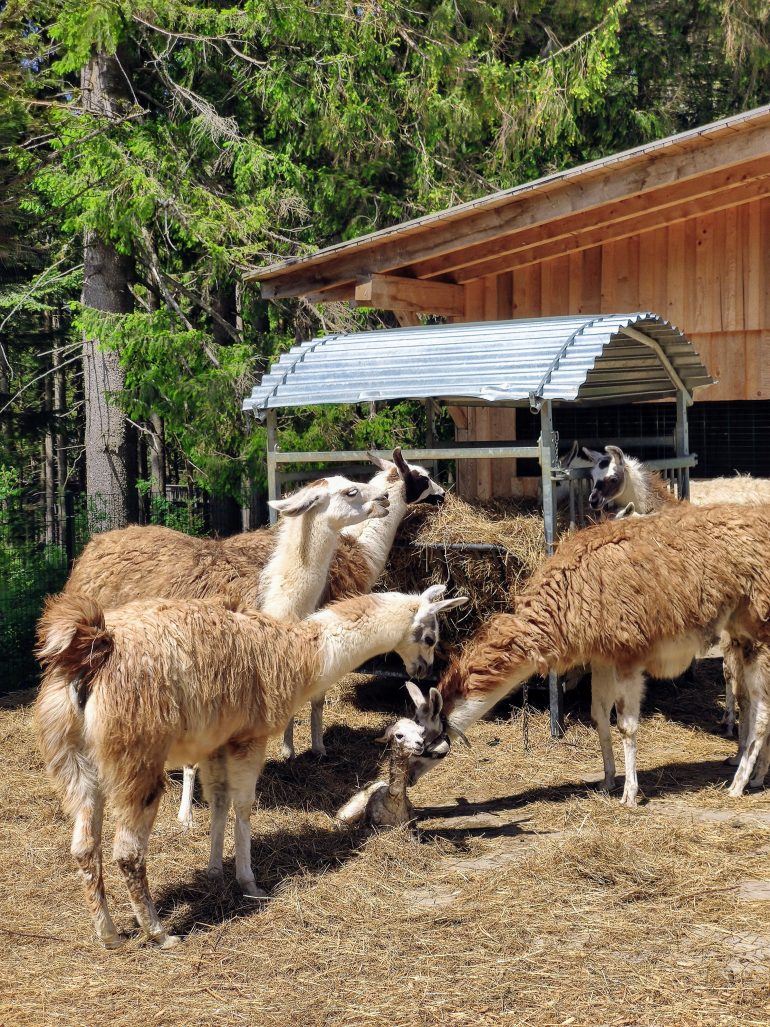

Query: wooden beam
[354,274,465,317]
[255,117,770,298]
[303,283,356,303]
[408,155,770,281]
[458,174,770,282]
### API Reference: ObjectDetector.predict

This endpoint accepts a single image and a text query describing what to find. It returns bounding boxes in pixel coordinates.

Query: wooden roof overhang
[245,106,770,318]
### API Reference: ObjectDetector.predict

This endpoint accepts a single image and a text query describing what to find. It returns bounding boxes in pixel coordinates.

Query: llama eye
[424,635,435,647]
[395,732,405,742]
[345,488,359,497]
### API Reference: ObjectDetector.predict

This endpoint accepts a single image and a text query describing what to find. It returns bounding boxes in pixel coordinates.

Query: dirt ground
[3,662,770,1027]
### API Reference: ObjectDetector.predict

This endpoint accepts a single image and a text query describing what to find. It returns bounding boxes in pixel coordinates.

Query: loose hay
[382,493,561,639]
[3,662,770,1027]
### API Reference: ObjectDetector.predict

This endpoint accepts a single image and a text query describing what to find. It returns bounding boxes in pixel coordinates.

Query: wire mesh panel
[0,488,242,694]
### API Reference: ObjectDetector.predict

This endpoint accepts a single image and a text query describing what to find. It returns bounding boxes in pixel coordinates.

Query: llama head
[367,448,445,505]
[268,475,390,529]
[375,682,449,758]
[395,584,468,681]
[583,444,627,511]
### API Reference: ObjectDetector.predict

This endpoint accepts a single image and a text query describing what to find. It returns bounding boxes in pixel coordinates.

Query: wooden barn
[247,104,770,498]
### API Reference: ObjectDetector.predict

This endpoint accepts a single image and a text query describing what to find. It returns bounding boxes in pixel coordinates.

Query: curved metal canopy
[242,313,714,418]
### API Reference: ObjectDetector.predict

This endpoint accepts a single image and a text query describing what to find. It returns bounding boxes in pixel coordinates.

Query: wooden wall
[454,196,770,498]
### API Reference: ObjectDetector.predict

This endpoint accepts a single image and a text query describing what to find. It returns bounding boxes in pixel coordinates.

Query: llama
[34,585,468,949]
[369,504,770,815]
[583,447,770,735]
[581,446,679,515]
[335,683,450,828]
[60,454,443,825]
[282,447,445,760]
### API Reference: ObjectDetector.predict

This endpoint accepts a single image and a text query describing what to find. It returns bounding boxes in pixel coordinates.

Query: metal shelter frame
[244,314,713,735]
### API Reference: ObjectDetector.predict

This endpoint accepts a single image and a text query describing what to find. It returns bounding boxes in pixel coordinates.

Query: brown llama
[380,504,770,814]
[34,585,467,949]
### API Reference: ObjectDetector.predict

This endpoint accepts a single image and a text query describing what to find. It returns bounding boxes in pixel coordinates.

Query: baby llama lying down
[335,683,450,829]
[34,585,467,950]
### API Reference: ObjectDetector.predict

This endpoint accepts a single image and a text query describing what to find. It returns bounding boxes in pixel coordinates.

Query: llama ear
[428,687,443,720]
[392,447,411,479]
[367,451,392,472]
[430,596,469,615]
[582,447,604,465]
[605,445,625,464]
[374,723,395,743]
[562,440,579,468]
[405,680,427,711]
[421,584,447,605]
[268,484,327,517]
[615,502,636,520]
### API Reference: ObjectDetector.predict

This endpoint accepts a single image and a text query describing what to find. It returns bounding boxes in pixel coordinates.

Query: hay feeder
[243,313,713,733]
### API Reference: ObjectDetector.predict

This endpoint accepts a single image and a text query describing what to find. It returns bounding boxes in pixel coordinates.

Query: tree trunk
[44,360,56,543]
[80,52,138,530]
[149,412,167,498]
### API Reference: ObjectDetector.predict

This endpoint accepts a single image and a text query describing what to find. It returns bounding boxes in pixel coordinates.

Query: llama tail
[34,593,113,816]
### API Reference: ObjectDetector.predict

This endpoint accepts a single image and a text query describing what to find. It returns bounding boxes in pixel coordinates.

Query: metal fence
[0,488,228,693]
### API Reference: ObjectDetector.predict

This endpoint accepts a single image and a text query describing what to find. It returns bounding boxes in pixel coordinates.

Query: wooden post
[266,410,279,524]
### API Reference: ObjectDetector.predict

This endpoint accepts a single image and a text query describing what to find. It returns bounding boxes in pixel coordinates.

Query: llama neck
[613,457,674,514]
[309,593,414,693]
[341,472,407,582]
[260,513,339,620]
[438,614,540,733]
[387,748,410,800]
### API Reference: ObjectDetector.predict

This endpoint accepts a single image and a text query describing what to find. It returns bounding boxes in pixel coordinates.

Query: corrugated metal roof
[242,314,714,417]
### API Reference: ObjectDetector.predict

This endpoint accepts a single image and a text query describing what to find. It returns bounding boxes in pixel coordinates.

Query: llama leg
[113,787,179,948]
[728,649,770,797]
[199,750,229,880]
[226,740,268,898]
[280,718,296,760]
[310,697,326,757]
[749,733,770,788]
[590,664,617,790]
[616,670,645,808]
[723,677,736,737]
[728,670,751,768]
[71,789,123,948]
[177,765,197,830]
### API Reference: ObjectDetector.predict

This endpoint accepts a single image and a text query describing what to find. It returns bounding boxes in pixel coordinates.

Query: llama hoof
[311,745,327,759]
[727,783,745,798]
[725,754,741,767]
[100,932,128,950]
[619,790,639,808]
[602,775,617,791]
[177,811,195,832]
[240,880,269,899]
[149,933,183,950]
[206,868,224,883]
[749,776,766,790]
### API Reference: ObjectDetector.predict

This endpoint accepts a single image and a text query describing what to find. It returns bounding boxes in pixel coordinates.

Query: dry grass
[3,662,770,1026]
[382,494,559,638]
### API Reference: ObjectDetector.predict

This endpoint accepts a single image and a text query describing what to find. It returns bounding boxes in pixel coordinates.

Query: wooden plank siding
[453,195,770,497]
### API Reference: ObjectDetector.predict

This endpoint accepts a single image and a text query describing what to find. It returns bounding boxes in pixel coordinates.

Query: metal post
[539,402,564,737]
[266,410,279,525]
[675,390,690,500]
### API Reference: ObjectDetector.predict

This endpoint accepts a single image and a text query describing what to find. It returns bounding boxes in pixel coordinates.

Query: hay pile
[382,493,564,638]
[3,664,770,1027]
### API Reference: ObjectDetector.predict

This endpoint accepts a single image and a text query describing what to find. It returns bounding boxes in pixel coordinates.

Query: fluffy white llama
[35,585,468,949]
